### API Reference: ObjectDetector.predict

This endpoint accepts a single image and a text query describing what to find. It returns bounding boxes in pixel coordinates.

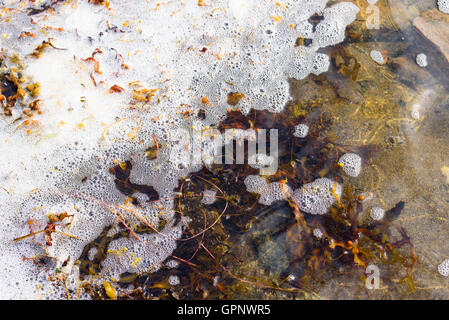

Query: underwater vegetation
[2,0,449,300]
[74,104,417,300]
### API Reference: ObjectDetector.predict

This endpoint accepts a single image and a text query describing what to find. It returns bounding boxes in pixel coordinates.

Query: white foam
[244,175,269,194]
[370,207,385,221]
[410,110,420,120]
[338,153,362,177]
[438,259,449,277]
[244,175,291,205]
[291,178,342,215]
[0,0,360,298]
[438,0,449,14]
[370,50,385,64]
[258,182,292,206]
[165,259,179,269]
[201,189,217,205]
[416,53,428,67]
[168,275,180,286]
[248,153,275,171]
[293,123,309,138]
[313,228,324,239]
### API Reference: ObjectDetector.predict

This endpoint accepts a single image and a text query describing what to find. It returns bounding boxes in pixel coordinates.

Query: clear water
[217,0,449,299]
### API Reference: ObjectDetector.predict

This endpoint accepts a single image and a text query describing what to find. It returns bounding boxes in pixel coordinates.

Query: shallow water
[1,0,449,300]
[186,0,449,299]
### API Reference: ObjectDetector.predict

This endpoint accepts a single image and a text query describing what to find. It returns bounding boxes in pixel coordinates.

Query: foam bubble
[291,178,342,215]
[202,189,217,205]
[370,207,385,221]
[244,175,269,194]
[370,50,385,64]
[0,0,360,298]
[244,175,291,205]
[165,259,180,269]
[338,153,362,177]
[411,110,420,120]
[438,259,449,277]
[293,124,309,138]
[258,182,292,206]
[416,53,428,67]
[313,228,324,239]
[438,0,449,14]
[248,153,275,170]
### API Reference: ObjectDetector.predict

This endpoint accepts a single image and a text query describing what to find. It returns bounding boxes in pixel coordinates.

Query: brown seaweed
[108,160,159,203]
[79,106,414,299]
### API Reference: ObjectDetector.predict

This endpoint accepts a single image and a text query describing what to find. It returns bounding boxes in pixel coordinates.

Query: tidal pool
[0,0,448,300]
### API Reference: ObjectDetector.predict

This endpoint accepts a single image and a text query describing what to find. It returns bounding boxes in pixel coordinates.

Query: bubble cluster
[168,275,181,286]
[438,259,449,277]
[244,175,269,194]
[370,50,385,64]
[202,189,217,205]
[248,153,275,170]
[293,124,309,138]
[370,207,385,221]
[416,53,428,67]
[258,182,292,206]
[291,178,342,215]
[338,153,362,177]
[313,228,324,239]
[244,175,291,205]
[411,110,420,120]
[357,191,374,203]
[101,224,182,281]
[0,0,360,298]
[165,259,180,269]
[438,0,449,14]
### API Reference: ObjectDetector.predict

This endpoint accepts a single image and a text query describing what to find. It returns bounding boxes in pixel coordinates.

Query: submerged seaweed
[77,105,416,300]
